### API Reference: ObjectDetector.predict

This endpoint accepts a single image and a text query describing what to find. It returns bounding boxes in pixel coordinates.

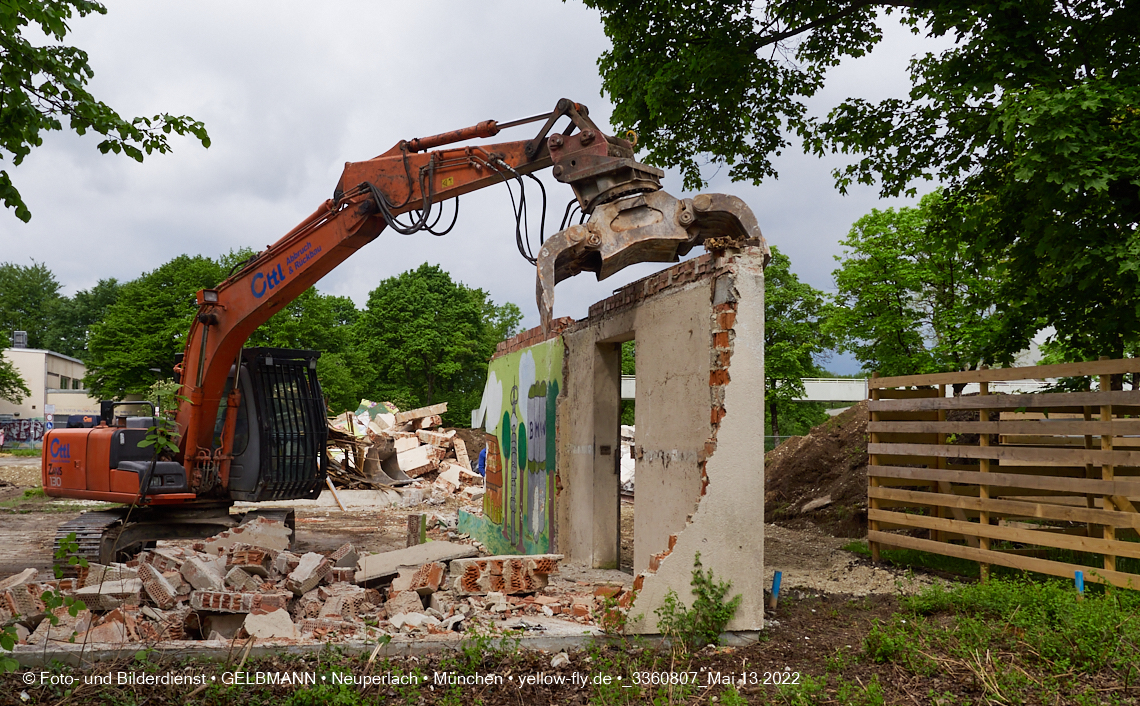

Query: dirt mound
[764,402,868,537]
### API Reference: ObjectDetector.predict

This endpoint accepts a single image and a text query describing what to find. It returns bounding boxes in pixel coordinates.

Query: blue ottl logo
[49,437,70,459]
[251,264,286,298]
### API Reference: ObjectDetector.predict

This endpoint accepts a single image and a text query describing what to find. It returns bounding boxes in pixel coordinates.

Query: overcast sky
[1,1,945,374]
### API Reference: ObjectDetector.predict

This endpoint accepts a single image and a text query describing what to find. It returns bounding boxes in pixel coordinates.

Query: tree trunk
[770,400,780,440]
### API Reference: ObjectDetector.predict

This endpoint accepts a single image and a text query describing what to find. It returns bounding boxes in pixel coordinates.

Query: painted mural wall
[461,337,562,555]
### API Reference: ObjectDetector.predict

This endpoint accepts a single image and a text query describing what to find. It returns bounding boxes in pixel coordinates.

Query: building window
[59,376,70,390]
[72,379,82,390]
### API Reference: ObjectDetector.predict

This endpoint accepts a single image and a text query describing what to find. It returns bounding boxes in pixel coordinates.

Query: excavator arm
[172,99,765,495]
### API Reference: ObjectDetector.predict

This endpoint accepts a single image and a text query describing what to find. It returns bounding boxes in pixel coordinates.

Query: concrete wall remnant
[558,244,768,632]
[462,240,768,633]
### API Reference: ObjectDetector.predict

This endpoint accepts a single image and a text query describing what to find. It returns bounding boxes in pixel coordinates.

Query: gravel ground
[0,455,42,487]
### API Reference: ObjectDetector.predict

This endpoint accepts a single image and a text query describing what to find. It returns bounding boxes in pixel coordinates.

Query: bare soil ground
[764,402,869,537]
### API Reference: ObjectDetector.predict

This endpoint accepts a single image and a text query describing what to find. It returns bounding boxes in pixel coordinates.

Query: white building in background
[0,344,100,448]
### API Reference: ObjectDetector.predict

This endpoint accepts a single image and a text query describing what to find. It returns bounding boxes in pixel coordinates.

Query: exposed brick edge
[633,267,738,593]
[493,317,575,359]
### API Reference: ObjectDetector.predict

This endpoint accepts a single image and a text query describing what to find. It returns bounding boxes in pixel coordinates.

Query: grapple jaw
[536,190,768,334]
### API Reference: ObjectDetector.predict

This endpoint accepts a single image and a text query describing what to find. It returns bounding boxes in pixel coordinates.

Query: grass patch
[1,448,42,457]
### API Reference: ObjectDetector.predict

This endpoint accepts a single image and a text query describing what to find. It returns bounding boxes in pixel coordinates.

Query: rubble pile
[326,400,484,503]
[0,518,624,649]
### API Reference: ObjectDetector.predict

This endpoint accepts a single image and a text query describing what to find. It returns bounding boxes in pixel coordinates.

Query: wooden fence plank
[870,358,1140,389]
[867,420,1140,436]
[868,390,1140,412]
[868,464,1140,497]
[866,531,1140,587]
[868,442,1140,467]
[869,509,1140,560]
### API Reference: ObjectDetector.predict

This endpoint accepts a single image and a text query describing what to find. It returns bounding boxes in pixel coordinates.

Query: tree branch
[749,0,919,51]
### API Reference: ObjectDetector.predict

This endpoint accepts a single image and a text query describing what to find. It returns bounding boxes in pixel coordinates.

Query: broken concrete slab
[393,436,421,454]
[394,403,447,425]
[0,568,38,592]
[393,445,438,477]
[416,429,454,447]
[243,609,297,640]
[285,553,331,595]
[354,541,478,584]
[385,589,424,616]
[450,555,562,595]
[180,556,225,591]
[198,517,291,556]
[74,579,143,611]
[801,495,833,513]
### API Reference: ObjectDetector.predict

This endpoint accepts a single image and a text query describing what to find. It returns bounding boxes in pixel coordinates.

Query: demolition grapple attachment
[536,190,768,334]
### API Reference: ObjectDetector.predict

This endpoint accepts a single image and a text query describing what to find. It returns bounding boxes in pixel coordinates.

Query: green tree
[0,260,62,348]
[355,263,519,427]
[585,0,1140,361]
[0,353,31,403]
[44,278,120,359]
[764,246,831,438]
[827,192,1000,380]
[0,1,208,221]
[84,255,224,397]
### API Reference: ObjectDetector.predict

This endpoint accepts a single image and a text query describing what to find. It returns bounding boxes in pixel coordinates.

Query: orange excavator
[41,99,762,564]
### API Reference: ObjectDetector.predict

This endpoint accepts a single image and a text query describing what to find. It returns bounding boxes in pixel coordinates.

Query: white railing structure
[620,376,1059,402]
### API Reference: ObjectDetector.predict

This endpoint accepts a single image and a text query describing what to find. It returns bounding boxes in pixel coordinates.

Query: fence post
[1099,357,1116,573]
[868,371,881,563]
[935,384,946,542]
[979,368,991,582]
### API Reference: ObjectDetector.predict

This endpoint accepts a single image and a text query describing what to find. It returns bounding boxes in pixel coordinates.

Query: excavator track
[54,509,129,573]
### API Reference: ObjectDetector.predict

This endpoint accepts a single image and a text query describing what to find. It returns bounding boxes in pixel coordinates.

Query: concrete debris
[0,479,622,650]
[196,516,292,555]
[354,541,477,584]
[801,495,833,513]
[395,403,448,426]
[285,553,331,595]
[243,609,297,639]
[551,651,571,668]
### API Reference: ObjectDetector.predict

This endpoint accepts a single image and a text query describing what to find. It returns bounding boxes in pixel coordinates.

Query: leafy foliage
[765,245,831,436]
[0,1,209,221]
[655,552,742,651]
[84,255,225,398]
[44,278,120,360]
[827,191,1000,377]
[0,351,31,404]
[588,0,1140,362]
[355,263,520,426]
[0,260,61,348]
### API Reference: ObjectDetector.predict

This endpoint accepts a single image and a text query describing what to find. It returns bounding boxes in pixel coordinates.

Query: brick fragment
[138,562,178,610]
[449,554,562,595]
[224,567,261,593]
[328,543,359,568]
[285,553,331,595]
[228,547,275,577]
[390,562,445,596]
[394,403,448,425]
[199,517,291,556]
[385,589,424,615]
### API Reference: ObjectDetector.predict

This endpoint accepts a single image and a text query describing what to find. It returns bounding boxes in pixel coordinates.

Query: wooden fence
[867,358,1140,588]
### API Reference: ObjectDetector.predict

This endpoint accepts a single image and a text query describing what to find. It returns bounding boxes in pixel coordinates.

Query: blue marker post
[1075,570,1084,600]
[769,570,783,610]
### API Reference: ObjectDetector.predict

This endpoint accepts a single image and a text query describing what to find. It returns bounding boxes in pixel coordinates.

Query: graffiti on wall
[462,338,562,555]
[0,418,46,448]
